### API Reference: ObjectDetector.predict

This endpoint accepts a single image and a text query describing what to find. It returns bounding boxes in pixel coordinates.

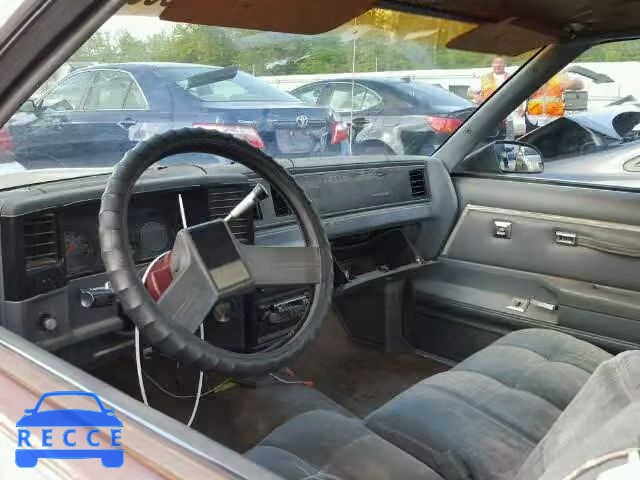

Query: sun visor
[124,0,377,34]
[446,18,558,55]
[119,1,168,17]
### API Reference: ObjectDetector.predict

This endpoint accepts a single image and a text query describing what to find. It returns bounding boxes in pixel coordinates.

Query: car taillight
[193,123,265,150]
[0,129,13,152]
[330,121,349,145]
[424,116,463,135]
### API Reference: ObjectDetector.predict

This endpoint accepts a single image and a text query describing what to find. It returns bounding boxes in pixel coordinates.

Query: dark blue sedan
[6,63,348,168]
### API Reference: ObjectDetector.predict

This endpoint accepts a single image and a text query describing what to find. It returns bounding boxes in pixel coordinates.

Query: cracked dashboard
[0,157,455,364]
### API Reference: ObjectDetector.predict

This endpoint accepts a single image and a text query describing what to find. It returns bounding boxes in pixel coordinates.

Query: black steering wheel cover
[99,128,333,376]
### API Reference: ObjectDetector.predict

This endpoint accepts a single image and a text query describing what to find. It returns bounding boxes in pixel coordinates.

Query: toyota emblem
[296,115,309,128]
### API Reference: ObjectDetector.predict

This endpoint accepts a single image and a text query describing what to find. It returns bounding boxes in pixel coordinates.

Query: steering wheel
[98,128,333,376]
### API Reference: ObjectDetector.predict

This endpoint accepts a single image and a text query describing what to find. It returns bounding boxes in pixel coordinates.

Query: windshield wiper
[185,65,239,89]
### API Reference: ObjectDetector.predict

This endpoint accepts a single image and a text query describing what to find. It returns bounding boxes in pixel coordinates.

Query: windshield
[0,7,536,174]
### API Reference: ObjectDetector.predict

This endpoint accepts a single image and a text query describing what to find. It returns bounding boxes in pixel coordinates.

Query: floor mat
[91,310,448,451]
[290,311,449,417]
[92,352,349,453]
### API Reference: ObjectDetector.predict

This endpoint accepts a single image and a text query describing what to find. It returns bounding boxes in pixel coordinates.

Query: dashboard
[0,158,456,365]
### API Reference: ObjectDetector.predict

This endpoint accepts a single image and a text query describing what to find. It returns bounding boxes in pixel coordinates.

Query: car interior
[1,0,640,479]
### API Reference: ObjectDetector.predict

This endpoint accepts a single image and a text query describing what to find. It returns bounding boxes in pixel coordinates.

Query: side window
[328,85,353,111]
[461,39,640,188]
[40,72,94,112]
[329,84,381,112]
[84,71,139,110]
[295,84,325,105]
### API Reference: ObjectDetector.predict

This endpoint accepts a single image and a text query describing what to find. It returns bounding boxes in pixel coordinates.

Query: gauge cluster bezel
[60,192,192,279]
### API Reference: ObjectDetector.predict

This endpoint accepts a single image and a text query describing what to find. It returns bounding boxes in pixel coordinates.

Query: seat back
[516,351,640,480]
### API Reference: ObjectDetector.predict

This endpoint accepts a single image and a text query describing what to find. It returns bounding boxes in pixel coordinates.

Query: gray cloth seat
[247,409,446,480]
[248,328,616,480]
[365,328,612,480]
[515,349,640,479]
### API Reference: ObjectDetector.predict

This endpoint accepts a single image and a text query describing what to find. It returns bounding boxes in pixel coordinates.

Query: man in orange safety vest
[524,71,584,132]
[471,57,510,104]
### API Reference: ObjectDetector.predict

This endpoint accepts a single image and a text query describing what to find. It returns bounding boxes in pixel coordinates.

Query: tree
[69,20,638,75]
[72,32,117,63]
[114,31,146,62]
[152,25,237,66]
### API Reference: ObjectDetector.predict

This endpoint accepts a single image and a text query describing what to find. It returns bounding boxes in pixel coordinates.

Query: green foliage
[71,25,639,74]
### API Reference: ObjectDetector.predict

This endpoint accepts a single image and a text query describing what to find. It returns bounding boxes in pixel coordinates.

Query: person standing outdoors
[471,57,509,104]
[524,71,584,131]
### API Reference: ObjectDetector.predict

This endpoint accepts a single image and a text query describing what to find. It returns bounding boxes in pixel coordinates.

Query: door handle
[352,118,370,126]
[117,118,137,129]
[555,230,640,258]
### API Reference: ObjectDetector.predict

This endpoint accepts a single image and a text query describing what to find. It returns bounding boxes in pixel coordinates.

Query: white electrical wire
[134,193,205,427]
[136,250,171,407]
[186,323,204,427]
[178,192,188,232]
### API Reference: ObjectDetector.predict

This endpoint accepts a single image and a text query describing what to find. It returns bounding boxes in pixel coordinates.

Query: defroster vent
[24,213,59,269]
[207,186,253,243]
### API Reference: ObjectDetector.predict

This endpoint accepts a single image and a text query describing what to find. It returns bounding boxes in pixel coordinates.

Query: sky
[98,15,175,39]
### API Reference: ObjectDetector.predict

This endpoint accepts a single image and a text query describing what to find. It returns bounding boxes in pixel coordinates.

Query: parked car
[520,104,640,186]
[291,78,476,155]
[3,63,348,168]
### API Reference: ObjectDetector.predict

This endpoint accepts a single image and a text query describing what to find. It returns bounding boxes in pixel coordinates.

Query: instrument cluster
[61,194,181,278]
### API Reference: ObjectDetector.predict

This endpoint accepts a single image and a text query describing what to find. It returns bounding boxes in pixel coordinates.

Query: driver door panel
[411,176,640,360]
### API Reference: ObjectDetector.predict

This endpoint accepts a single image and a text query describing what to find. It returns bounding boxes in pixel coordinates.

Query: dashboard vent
[409,168,428,198]
[23,213,59,269]
[207,186,252,243]
[271,186,292,217]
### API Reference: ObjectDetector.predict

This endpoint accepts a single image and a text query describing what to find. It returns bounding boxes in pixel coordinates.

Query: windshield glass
[0,7,536,174]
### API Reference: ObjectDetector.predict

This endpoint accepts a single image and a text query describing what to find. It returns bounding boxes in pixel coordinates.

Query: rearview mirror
[494,141,544,174]
[19,99,36,113]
